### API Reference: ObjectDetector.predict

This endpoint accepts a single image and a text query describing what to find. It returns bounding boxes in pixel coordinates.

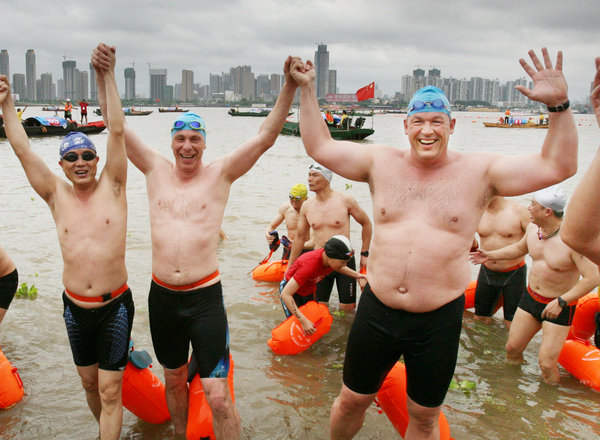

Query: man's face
[308,171,329,192]
[528,200,547,225]
[59,148,99,186]
[404,112,455,162]
[171,130,206,171]
[289,196,306,212]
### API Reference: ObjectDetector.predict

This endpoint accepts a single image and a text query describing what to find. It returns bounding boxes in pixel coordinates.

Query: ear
[403,118,408,134]
[449,117,456,133]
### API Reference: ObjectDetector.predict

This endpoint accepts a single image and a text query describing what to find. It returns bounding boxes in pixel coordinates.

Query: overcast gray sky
[2,0,598,102]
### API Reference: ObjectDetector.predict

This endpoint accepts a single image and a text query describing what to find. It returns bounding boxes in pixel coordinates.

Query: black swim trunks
[316,255,356,305]
[0,268,18,310]
[343,284,464,408]
[518,286,576,326]
[148,280,230,378]
[475,263,527,321]
[63,289,134,371]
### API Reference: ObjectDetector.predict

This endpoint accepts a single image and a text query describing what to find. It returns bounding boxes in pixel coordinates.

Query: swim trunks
[518,286,576,326]
[316,255,357,305]
[148,280,230,378]
[343,284,464,407]
[0,268,18,310]
[474,262,527,321]
[63,289,134,371]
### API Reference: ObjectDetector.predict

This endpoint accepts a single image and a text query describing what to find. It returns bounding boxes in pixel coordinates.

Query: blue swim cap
[407,86,451,117]
[59,132,96,158]
[171,112,206,139]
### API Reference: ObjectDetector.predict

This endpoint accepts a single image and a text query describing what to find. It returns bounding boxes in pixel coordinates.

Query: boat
[483,122,548,129]
[331,109,374,117]
[228,108,271,117]
[158,107,189,113]
[281,116,374,141]
[0,116,106,138]
[124,108,153,116]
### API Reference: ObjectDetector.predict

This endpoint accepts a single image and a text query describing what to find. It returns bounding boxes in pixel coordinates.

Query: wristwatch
[547,100,570,112]
[360,250,369,257]
[557,297,567,308]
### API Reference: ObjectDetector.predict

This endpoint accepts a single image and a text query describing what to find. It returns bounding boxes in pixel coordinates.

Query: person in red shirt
[280,235,366,335]
[79,99,89,124]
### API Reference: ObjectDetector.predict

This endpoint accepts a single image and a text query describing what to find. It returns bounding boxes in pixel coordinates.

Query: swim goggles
[62,151,97,162]
[408,99,448,114]
[289,195,305,201]
[309,164,325,172]
[172,120,205,131]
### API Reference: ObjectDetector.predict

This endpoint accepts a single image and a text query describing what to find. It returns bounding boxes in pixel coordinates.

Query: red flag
[356,82,375,101]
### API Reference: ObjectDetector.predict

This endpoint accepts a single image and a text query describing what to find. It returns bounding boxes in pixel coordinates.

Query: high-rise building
[12,73,25,100]
[255,74,270,99]
[124,67,136,100]
[76,69,88,101]
[328,70,337,94]
[89,63,97,101]
[230,65,254,99]
[209,73,222,98]
[26,49,36,101]
[57,79,64,100]
[314,44,329,98]
[62,60,77,101]
[181,69,194,101]
[0,49,9,79]
[39,73,54,101]
[149,68,167,102]
[269,73,282,94]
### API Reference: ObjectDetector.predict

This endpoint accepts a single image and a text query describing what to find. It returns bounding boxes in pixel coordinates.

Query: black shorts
[316,256,356,304]
[343,284,464,408]
[148,280,230,378]
[63,289,134,371]
[518,287,576,326]
[0,268,18,310]
[475,263,527,321]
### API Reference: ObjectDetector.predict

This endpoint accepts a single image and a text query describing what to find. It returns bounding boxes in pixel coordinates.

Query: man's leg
[506,308,541,361]
[0,308,6,326]
[330,384,376,440]
[405,396,441,440]
[202,377,241,440]
[77,364,101,422]
[164,364,190,436]
[97,369,125,440]
[538,322,570,383]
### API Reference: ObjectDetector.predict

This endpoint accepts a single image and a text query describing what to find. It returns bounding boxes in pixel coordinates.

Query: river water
[0,108,599,440]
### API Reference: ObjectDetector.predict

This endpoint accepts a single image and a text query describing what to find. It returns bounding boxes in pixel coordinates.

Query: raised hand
[91,43,116,73]
[0,75,9,105]
[289,59,315,87]
[516,48,568,107]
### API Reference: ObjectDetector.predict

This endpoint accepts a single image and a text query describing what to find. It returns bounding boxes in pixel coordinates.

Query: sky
[1,0,598,103]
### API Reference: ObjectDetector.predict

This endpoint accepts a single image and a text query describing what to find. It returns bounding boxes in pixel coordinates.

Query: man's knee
[204,382,234,418]
[164,365,188,389]
[335,387,373,416]
[407,399,440,435]
[99,379,122,407]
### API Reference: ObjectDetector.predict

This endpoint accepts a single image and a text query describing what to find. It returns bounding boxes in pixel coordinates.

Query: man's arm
[488,48,577,196]
[562,57,600,264]
[470,231,530,264]
[265,204,286,244]
[0,76,58,202]
[346,195,372,268]
[221,56,299,183]
[280,278,316,335]
[286,204,310,267]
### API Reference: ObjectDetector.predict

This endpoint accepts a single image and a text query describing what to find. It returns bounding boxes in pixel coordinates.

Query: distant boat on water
[483,122,548,129]
[281,116,374,141]
[158,107,189,113]
[0,116,106,138]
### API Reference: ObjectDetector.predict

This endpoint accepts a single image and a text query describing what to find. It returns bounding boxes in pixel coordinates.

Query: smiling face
[404,112,455,163]
[528,199,549,226]
[59,148,99,187]
[171,129,206,172]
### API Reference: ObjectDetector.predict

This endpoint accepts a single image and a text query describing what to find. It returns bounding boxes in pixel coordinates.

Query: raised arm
[221,56,298,183]
[0,75,58,201]
[562,57,600,264]
[488,48,578,196]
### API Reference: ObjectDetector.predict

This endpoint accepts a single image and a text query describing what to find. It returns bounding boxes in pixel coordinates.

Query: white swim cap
[534,185,568,212]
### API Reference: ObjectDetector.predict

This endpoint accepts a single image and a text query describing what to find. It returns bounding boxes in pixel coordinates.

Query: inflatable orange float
[559,339,600,392]
[252,259,287,282]
[0,348,24,409]
[567,291,599,341]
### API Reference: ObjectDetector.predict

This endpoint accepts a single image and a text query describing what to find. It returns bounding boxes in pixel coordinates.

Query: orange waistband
[498,261,526,273]
[152,270,220,291]
[65,283,129,303]
[527,285,575,306]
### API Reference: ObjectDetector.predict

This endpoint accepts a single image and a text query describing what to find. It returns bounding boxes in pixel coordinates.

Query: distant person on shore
[64,98,73,121]
[16,105,27,122]
[470,186,599,383]
[0,246,18,327]
[280,236,366,334]
[79,99,89,125]
[265,183,314,260]
[0,42,132,440]
[473,196,530,328]
[287,163,372,312]
[289,47,578,439]
[504,108,511,124]
[93,44,299,439]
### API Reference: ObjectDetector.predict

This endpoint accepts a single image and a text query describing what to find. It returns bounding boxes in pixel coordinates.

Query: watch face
[558,297,566,307]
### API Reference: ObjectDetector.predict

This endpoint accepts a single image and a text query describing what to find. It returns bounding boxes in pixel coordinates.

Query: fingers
[528,49,545,72]
[519,58,536,79]
[555,50,563,71]
[541,47,552,69]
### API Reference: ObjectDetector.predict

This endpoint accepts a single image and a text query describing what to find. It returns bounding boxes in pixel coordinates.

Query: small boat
[41,106,61,112]
[124,108,153,116]
[158,107,189,113]
[0,117,106,138]
[228,108,271,117]
[281,116,374,141]
[483,122,548,129]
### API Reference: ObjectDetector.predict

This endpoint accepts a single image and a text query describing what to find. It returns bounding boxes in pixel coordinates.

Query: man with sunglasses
[0,43,132,440]
[93,45,299,439]
[290,48,578,440]
[287,163,372,313]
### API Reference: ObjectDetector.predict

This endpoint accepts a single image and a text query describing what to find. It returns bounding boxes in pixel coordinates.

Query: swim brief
[148,280,230,378]
[343,284,464,408]
[316,255,356,305]
[517,286,576,326]
[0,268,18,310]
[474,262,527,321]
[279,279,316,318]
[63,288,134,371]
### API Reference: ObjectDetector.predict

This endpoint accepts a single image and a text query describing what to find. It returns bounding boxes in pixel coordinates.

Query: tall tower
[181,69,194,101]
[89,63,97,101]
[314,44,329,99]
[26,49,36,101]
[124,67,136,100]
[62,60,77,101]
[149,68,167,102]
[0,49,9,78]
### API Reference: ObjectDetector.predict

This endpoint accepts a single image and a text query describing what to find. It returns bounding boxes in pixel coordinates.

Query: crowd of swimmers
[0,44,600,440]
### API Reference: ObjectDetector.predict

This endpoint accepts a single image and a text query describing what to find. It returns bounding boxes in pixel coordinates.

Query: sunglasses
[172,120,205,131]
[408,99,448,113]
[62,151,97,162]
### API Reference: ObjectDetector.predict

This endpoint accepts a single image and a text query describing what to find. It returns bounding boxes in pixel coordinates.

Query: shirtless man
[0,43,132,440]
[287,163,372,312]
[265,183,313,260]
[0,246,18,326]
[289,47,578,440]
[93,45,298,439]
[471,186,599,383]
[474,196,530,328]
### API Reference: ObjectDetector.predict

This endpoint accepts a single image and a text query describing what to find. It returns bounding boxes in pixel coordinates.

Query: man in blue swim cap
[93,44,302,439]
[289,47,578,438]
[3,43,133,439]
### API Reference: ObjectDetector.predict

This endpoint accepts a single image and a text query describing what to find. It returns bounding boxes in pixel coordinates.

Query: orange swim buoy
[268,301,333,355]
[376,362,452,439]
[559,339,600,392]
[0,348,24,409]
[122,361,170,424]
[567,291,599,341]
[252,260,288,282]
[186,356,235,440]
